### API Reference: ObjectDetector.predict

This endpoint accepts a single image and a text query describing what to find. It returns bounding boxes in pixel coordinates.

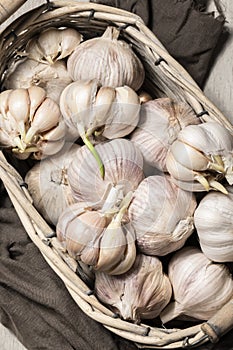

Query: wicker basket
[0,1,233,348]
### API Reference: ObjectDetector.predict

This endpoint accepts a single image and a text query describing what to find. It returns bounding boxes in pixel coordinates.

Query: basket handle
[0,0,27,25]
[201,298,233,343]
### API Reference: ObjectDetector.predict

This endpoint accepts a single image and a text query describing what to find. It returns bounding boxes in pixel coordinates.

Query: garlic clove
[102,85,140,139]
[33,138,65,160]
[41,120,67,142]
[107,224,136,275]
[8,88,30,137]
[67,26,145,90]
[0,89,12,118]
[25,97,61,143]
[165,150,197,181]
[59,28,83,60]
[95,222,128,273]
[59,79,99,132]
[93,86,116,132]
[26,27,82,64]
[170,140,210,171]
[28,85,46,121]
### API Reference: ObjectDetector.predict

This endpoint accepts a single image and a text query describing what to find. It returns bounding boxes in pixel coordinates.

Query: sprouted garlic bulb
[25,143,79,225]
[194,186,233,262]
[130,98,199,171]
[56,193,137,275]
[160,246,233,323]
[26,27,82,64]
[95,254,172,323]
[128,175,197,256]
[67,26,145,90]
[68,138,144,208]
[60,79,140,172]
[166,122,233,193]
[5,59,72,103]
[0,86,66,159]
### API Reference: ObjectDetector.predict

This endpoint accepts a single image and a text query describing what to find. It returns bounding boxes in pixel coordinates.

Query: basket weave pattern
[0,1,233,348]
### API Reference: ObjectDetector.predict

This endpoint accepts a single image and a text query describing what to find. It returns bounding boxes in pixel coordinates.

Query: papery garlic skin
[26,27,82,64]
[160,246,233,323]
[25,143,79,225]
[56,202,137,275]
[0,87,66,159]
[5,59,72,103]
[68,138,144,208]
[59,79,140,140]
[166,122,233,193]
[128,175,196,256]
[95,254,172,323]
[67,26,145,90]
[130,98,199,171]
[194,186,233,262]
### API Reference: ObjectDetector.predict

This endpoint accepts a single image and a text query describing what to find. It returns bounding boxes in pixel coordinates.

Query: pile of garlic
[1,24,233,328]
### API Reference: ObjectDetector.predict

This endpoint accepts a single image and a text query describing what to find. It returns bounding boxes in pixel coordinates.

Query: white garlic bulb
[5,59,72,103]
[160,246,233,323]
[130,98,199,171]
[26,27,82,64]
[128,175,197,256]
[56,200,137,275]
[59,79,140,141]
[68,138,144,208]
[25,143,79,225]
[67,26,145,90]
[0,86,66,159]
[95,253,172,323]
[166,122,233,193]
[194,186,233,262]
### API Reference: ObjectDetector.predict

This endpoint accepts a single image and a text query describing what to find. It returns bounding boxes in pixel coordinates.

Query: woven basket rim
[0,1,232,349]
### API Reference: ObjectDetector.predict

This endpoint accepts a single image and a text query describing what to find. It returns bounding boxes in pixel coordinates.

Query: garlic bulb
[95,253,172,323]
[56,199,137,275]
[5,59,72,103]
[68,138,144,208]
[194,186,233,262]
[166,122,233,193]
[25,143,79,225]
[26,27,82,64]
[67,26,145,90]
[128,175,196,256]
[130,98,199,171]
[160,246,233,323]
[0,86,66,159]
[60,79,140,140]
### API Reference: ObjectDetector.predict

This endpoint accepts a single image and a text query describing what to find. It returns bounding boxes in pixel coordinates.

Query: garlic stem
[194,173,210,191]
[13,136,25,151]
[208,162,225,173]
[114,191,133,224]
[45,55,55,65]
[209,179,228,194]
[101,186,120,213]
[119,191,133,211]
[82,133,105,179]
[212,155,224,167]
